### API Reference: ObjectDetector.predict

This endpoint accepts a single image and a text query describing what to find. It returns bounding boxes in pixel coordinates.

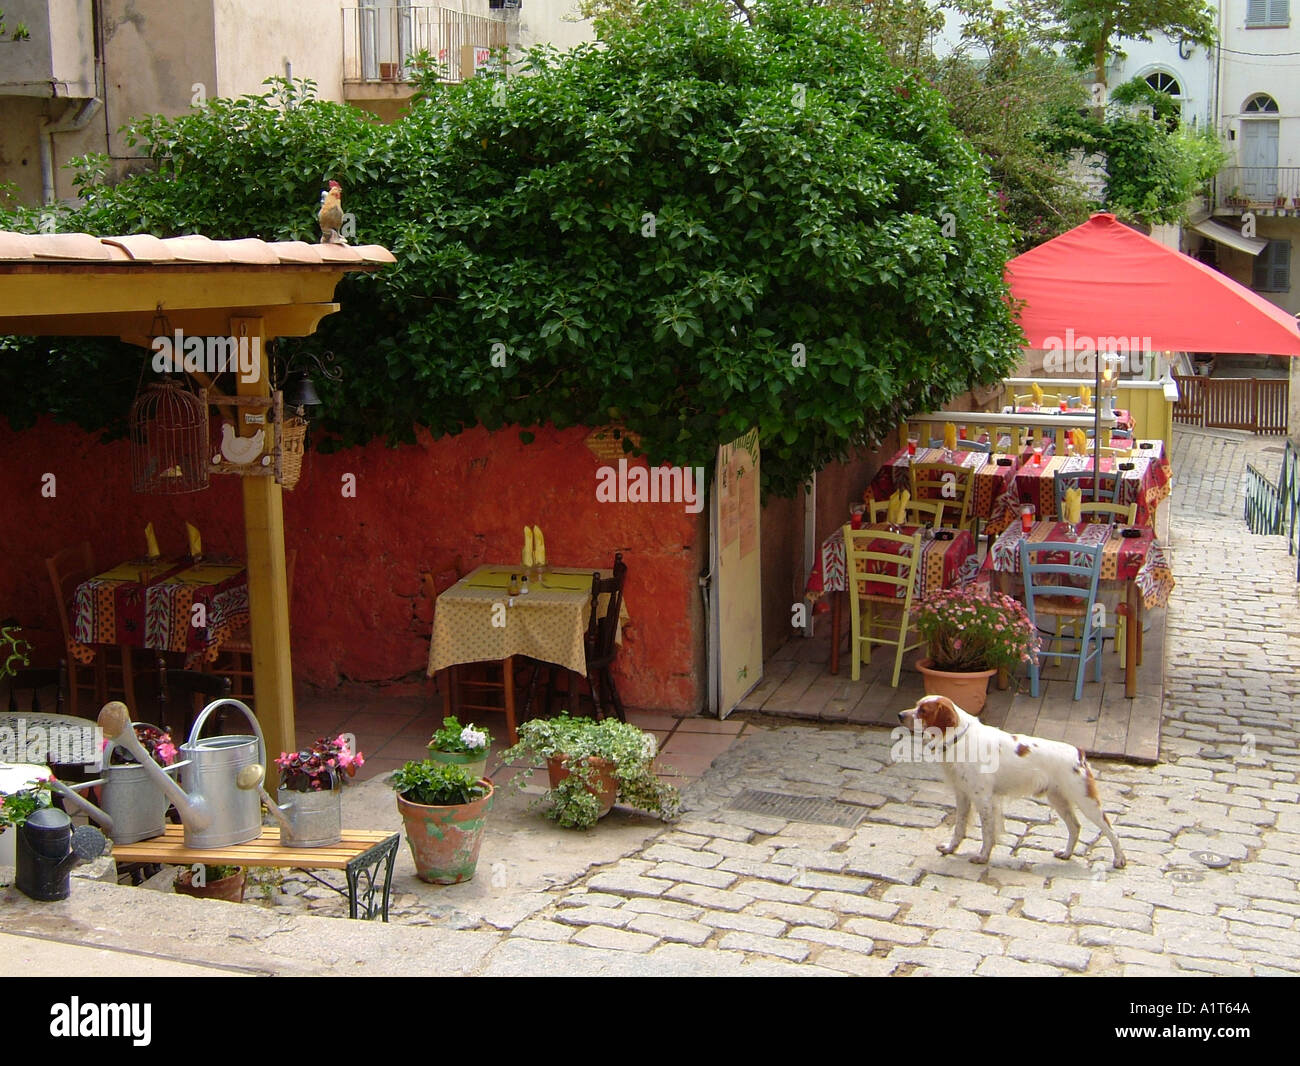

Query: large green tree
[2,0,1024,497]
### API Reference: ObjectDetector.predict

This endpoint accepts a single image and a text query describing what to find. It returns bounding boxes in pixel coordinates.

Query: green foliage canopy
[1,0,1025,497]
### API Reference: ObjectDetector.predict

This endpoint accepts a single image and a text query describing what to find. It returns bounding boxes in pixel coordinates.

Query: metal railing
[1215,167,1300,210]
[342,4,507,84]
[1244,439,1300,580]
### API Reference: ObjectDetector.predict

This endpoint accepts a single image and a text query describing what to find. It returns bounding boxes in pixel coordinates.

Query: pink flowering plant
[276,735,365,792]
[107,724,177,767]
[915,585,1038,673]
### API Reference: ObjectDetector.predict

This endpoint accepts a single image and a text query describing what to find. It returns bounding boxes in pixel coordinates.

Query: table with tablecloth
[71,557,249,669]
[806,522,979,675]
[427,565,629,741]
[978,520,1174,696]
[1013,453,1171,527]
[867,448,1025,526]
[1005,406,1136,436]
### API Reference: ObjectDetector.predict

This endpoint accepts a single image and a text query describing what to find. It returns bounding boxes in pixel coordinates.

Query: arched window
[1145,72,1181,97]
[1244,94,1280,114]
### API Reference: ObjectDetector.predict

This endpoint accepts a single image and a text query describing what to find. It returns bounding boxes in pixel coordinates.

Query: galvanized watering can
[98,699,266,849]
[248,781,342,849]
[50,721,188,844]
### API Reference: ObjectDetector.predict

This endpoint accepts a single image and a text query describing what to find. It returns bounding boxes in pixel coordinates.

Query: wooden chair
[542,555,629,722]
[843,526,924,687]
[867,499,947,527]
[910,461,976,538]
[1020,540,1105,701]
[45,541,136,716]
[5,661,65,714]
[1055,469,1120,512]
[1079,502,1137,526]
[214,548,297,707]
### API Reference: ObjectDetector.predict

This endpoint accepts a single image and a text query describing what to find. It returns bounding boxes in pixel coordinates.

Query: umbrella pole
[1093,358,1102,503]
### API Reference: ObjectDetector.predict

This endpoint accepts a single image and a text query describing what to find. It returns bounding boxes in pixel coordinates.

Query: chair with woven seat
[843,526,924,687]
[910,461,976,540]
[1020,539,1105,701]
[1055,469,1120,513]
[867,498,947,527]
[215,548,296,708]
[45,542,136,717]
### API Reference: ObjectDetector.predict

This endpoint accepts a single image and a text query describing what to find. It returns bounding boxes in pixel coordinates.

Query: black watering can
[15,807,106,902]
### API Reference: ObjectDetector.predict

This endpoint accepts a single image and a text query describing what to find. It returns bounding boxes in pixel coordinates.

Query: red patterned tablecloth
[1013,453,1170,527]
[979,521,1174,609]
[806,523,980,600]
[868,448,1025,525]
[71,557,250,668]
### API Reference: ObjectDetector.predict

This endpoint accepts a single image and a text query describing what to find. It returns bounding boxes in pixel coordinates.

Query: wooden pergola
[0,230,395,758]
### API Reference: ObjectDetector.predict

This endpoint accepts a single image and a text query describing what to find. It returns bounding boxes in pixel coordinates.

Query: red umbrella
[1005,212,1300,356]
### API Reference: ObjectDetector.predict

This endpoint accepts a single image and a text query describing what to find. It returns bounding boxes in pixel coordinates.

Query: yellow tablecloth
[426,565,628,677]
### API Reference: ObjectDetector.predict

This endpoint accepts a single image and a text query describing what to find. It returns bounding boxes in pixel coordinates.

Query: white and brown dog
[897,695,1126,869]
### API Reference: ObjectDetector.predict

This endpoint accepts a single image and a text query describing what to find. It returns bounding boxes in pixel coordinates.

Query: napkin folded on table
[1070,427,1087,453]
[887,489,911,525]
[943,422,957,451]
[186,522,202,557]
[145,522,160,559]
[1080,385,1092,408]
[522,525,535,569]
[1031,382,1044,406]
[532,525,547,567]
[1064,487,1082,525]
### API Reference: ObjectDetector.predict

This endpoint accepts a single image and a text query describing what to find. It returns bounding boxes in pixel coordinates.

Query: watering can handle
[188,698,266,771]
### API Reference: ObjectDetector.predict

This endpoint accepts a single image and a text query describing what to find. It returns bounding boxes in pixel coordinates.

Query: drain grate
[727,789,866,828]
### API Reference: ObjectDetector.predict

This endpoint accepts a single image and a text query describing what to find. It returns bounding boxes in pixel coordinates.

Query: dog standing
[897,695,1126,869]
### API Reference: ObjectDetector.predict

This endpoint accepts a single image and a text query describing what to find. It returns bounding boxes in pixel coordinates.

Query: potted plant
[174,863,246,902]
[0,776,52,877]
[500,714,681,830]
[390,760,493,884]
[426,716,492,782]
[914,586,1039,714]
[109,724,178,768]
[271,736,364,848]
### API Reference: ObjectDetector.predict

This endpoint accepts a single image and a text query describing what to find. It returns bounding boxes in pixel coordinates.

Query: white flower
[460,725,488,751]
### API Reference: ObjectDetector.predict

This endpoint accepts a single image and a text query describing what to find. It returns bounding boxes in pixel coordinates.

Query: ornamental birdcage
[129,381,210,494]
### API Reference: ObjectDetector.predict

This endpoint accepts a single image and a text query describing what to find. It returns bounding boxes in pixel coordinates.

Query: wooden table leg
[1125,582,1140,698]
[503,655,516,744]
[829,591,842,675]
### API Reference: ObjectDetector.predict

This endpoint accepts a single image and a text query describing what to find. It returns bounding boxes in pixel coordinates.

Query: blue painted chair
[1019,539,1106,701]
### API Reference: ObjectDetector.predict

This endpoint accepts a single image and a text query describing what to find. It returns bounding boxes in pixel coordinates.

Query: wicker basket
[279,416,308,490]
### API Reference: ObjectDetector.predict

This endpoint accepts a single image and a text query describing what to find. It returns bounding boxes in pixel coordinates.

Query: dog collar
[942,721,972,751]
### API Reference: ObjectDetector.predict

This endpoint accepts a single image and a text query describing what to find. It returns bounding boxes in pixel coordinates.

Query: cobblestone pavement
[255,428,1300,975]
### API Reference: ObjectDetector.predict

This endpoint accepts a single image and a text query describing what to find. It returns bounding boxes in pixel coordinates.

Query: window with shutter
[1247,0,1289,26]
[1253,241,1291,292]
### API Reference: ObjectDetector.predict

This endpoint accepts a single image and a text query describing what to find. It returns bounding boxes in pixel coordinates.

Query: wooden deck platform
[737,606,1165,764]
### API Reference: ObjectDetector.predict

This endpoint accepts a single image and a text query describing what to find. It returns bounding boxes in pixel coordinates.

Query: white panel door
[1242,120,1280,201]
[709,430,763,718]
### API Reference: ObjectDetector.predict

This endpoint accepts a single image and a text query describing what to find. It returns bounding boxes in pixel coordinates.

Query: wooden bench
[112,825,401,921]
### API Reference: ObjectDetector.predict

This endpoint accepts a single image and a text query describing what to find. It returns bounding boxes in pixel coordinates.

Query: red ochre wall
[0,418,708,714]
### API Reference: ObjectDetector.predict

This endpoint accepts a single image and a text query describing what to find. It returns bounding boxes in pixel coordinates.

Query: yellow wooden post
[232,316,295,761]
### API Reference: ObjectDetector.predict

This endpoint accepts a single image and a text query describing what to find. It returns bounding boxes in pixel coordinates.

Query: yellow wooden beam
[232,315,295,763]
[2,303,341,339]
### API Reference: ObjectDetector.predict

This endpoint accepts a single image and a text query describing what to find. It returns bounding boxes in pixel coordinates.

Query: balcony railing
[342,4,507,85]
[1215,167,1300,210]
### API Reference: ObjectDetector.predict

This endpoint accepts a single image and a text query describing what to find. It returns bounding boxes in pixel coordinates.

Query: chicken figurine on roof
[318,180,347,245]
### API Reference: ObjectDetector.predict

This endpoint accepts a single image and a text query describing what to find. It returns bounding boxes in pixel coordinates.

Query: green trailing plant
[0,621,31,681]
[0,0,1025,500]
[501,713,680,830]
[389,760,490,807]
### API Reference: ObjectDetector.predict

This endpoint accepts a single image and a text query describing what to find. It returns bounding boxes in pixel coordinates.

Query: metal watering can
[98,699,266,849]
[15,807,106,901]
[50,721,188,845]
[245,777,342,849]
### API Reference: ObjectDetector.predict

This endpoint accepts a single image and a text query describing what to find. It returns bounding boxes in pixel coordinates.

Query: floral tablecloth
[868,448,1024,525]
[980,521,1174,609]
[427,565,628,678]
[71,557,249,667]
[1013,453,1171,527]
[806,523,980,601]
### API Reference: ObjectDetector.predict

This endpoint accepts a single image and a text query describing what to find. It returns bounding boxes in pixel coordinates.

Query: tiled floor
[290,682,763,789]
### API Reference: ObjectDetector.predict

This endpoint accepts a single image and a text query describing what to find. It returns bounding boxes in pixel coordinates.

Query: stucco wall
[0,417,707,713]
[506,0,593,54]
[213,0,344,100]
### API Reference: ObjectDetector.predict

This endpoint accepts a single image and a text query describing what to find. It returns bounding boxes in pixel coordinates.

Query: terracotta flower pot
[546,755,617,819]
[174,866,246,902]
[396,781,494,885]
[425,747,489,784]
[916,658,998,715]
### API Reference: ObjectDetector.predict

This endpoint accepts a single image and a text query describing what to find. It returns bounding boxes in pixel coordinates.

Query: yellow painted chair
[910,461,976,539]
[866,498,947,527]
[843,525,924,687]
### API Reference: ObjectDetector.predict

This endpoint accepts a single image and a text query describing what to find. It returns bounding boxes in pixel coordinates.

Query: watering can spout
[239,763,293,835]
[49,779,113,836]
